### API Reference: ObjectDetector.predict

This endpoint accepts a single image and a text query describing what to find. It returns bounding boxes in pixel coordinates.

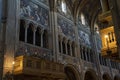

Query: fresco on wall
[78,30,91,47]
[57,17,75,40]
[57,0,73,21]
[33,0,49,6]
[20,0,49,27]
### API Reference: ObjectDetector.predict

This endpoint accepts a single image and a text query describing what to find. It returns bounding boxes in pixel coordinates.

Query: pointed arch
[103,73,112,80]
[43,30,48,48]
[19,19,25,42]
[35,27,41,46]
[64,64,80,80]
[84,69,98,80]
[27,23,34,44]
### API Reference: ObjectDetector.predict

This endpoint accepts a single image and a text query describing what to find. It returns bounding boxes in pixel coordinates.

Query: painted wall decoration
[57,0,73,21]
[33,0,49,6]
[20,0,49,27]
[78,30,91,47]
[57,17,75,40]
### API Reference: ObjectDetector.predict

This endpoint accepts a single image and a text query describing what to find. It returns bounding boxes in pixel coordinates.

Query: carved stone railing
[100,65,111,74]
[13,56,65,79]
[82,60,97,71]
[16,42,53,61]
[61,54,79,64]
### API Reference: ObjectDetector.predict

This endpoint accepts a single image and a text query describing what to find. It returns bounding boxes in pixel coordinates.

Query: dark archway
[62,38,66,54]
[67,40,70,55]
[114,76,120,80]
[103,74,111,80]
[35,27,41,46]
[84,70,98,80]
[19,20,25,42]
[43,30,48,48]
[27,23,33,44]
[64,66,79,80]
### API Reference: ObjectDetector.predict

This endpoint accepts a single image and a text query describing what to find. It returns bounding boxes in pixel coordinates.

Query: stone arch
[84,69,98,80]
[102,73,112,80]
[64,64,80,80]
[114,75,120,80]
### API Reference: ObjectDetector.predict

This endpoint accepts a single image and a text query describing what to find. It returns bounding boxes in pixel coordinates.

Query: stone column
[49,0,59,62]
[74,43,77,57]
[70,42,72,56]
[41,29,44,47]
[65,40,68,55]
[80,46,83,59]
[88,49,91,61]
[85,48,88,61]
[0,0,7,79]
[33,27,37,45]
[3,0,19,78]
[91,32,103,80]
[25,23,29,43]
[60,38,63,54]
[100,0,109,12]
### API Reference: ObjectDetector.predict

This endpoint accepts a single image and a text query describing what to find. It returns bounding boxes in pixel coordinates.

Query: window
[61,0,67,13]
[81,13,86,25]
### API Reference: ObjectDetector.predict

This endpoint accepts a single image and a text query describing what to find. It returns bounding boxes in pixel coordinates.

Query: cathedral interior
[0,0,120,80]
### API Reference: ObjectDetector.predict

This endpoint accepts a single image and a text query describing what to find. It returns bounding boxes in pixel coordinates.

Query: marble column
[25,23,29,43]
[3,0,19,77]
[81,46,83,59]
[65,40,68,55]
[85,48,88,61]
[41,29,44,47]
[100,0,109,12]
[70,42,72,56]
[49,0,59,62]
[33,27,37,45]
[60,38,63,54]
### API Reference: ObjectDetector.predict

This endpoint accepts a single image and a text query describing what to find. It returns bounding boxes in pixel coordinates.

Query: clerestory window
[61,0,67,13]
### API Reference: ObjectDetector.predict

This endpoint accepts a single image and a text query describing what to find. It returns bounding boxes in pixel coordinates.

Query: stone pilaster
[100,0,109,12]
[109,0,120,59]
[3,0,19,78]
[49,0,58,62]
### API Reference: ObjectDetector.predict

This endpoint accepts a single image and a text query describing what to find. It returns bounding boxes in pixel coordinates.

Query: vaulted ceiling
[65,0,102,27]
